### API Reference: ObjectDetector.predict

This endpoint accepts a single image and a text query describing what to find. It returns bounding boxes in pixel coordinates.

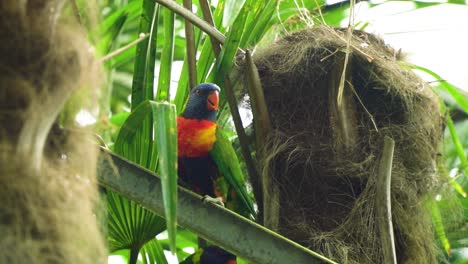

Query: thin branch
[376,136,397,264]
[198,0,260,215]
[198,0,221,55]
[313,0,325,25]
[245,50,271,141]
[347,80,378,132]
[336,0,355,107]
[332,31,374,62]
[245,49,272,224]
[221,76,260,208]
[98,33,149,63]
[153,0,225,45]
[328,51,358,154]
[183,0,197,88]
[97,148,338,264]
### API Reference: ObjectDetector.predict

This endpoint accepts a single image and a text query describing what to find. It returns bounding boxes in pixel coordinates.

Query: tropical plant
[72,0,468,263]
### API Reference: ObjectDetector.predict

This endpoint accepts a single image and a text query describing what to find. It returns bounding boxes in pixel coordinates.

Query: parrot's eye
[196,89,202,96]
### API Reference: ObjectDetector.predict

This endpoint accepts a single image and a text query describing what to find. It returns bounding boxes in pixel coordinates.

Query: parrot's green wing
[210,127,256,219]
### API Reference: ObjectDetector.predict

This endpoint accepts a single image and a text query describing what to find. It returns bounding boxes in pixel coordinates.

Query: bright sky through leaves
[347,2,468,91]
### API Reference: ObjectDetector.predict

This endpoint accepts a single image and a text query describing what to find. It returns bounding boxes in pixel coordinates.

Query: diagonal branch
[153,0,225,44]
[197,0,260,214]
[97,148,337,264]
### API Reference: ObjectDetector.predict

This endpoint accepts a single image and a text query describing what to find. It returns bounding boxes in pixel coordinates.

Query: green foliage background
[73,0,468,263]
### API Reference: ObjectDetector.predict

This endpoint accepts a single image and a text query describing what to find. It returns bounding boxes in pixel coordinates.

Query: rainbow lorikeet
[179,246,236,264]
[177,83,255,218]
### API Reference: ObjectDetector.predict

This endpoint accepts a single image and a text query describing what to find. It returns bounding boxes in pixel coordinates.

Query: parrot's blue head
[181,83,220,121]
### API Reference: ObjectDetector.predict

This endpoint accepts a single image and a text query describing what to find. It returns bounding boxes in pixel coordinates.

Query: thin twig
[347,80,378,132]
[183,0,197,88]
[198,0,260,215]
[313,0,326,25]
[154,0,226,44]
[328,51,358,153]
[376,136,397,264]
[333,32,374,62]
[245,49,271,150]
[294,0,313,27]
[337,0,355,107]
[98,33,149,63]
[245,49,272,224]
[221,78,260,214]
[198,0,221,55]
[320,48,340,62]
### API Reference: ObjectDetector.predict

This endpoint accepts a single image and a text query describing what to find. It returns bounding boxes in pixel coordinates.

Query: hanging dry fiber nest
[242,27,444,263]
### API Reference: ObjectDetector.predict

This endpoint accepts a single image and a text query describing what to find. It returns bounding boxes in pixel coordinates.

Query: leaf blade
[153,102,179,253]
[211,128,256,218]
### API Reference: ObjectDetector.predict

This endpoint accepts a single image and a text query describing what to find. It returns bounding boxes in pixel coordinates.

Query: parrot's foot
[202,195,225,207]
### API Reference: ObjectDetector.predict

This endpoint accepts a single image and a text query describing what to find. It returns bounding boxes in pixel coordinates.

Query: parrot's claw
[202,195,225,207]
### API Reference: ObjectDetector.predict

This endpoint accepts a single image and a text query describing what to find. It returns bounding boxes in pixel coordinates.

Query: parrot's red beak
[207,90,219,111]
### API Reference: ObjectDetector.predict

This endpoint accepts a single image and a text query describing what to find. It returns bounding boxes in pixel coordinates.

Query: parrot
[179,246,236,264]
[177,83,256,218]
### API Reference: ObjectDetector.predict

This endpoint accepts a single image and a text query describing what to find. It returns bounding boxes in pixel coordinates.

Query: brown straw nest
[238,26,445,263]
[0,1,106,263]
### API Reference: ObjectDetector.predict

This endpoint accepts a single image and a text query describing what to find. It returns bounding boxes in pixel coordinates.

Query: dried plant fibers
[0,1,106,263]
[243,27,445,263]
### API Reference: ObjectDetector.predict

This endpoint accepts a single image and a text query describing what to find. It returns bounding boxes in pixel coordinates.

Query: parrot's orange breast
[177,116,217,157]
